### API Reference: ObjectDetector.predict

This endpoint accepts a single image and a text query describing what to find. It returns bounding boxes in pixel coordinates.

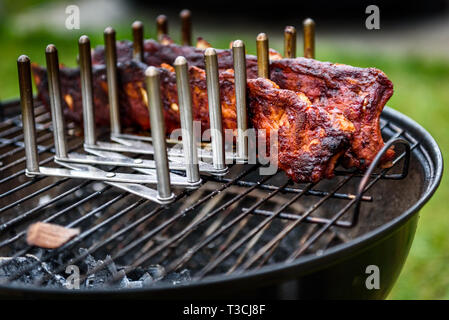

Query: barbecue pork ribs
[32,60,238,135]
[267,59,395,169]
[247,78,355,182]
[31,38,394,182]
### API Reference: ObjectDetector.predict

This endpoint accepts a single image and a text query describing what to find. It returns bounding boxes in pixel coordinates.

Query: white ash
[0,249,191,290]
[0,255,65,288]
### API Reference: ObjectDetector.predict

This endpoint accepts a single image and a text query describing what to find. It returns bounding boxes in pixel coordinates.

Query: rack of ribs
[31,38,394,182]
[247,78,354,182]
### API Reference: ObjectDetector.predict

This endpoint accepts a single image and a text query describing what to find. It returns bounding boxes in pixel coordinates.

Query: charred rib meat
[91,39,280,77]
[31,39,394,182]
[32,61,238,135]
[247,78,355,182]
[267,58,395,169]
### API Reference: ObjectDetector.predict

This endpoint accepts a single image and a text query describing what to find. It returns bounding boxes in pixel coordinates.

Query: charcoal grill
[0,13,443,299]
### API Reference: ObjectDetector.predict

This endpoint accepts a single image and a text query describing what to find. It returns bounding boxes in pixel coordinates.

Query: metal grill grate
[0,100,413,290]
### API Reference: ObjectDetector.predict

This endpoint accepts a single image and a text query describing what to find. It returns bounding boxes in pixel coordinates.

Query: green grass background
[0,10,448,299]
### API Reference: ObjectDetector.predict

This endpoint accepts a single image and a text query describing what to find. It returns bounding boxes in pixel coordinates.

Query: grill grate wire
[0,101,412,289]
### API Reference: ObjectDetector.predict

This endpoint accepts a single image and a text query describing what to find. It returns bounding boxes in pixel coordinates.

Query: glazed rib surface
[31,39,394,182]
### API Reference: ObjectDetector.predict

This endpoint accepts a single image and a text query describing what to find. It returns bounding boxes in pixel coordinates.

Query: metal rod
[239,176,353,271]
[85,166,258,284]
[156,14,168,42]
[17,55,39,174]
[215,177,372,201]
[0,179,85,231]
[85,147,217,174]
[132,21,144,63]
[47,204,165,281]
[287,139,413,261]
[242,208,352,227]
[0,131,52,164]
[0,184,113,249]
[78,35,96,146]
[4,193,139,283]
[174,56,201,185]
[196,181,312,278]
[0,137,82,185]
[256,33,269,78]
[102,166,258,273]
[204,48,227,172]
[303,18,315,59]
[167,175,281,272]
[145,66,174,201]
[104,27,121,134]
[123,166,263,276]
[0,95,417,282]
[180,9,191,46]
[45,44,68,159]
[232,40,248,163]
[28,165,186,186]
[284,26,297,58]
[0,142,81,197]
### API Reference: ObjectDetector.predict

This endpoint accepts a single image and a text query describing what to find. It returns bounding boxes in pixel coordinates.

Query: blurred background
[0,0,448,299]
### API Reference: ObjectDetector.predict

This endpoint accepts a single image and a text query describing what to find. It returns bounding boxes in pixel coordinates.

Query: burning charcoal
[26,222,80,249]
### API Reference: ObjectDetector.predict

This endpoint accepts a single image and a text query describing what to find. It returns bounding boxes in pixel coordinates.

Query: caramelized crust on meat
[91,40,394,168]
[91,39,280,76]
[247,78,354,182]
[32,64,112,128]
[266,58,395,169]
[31,60,237,135]
[31,38,394,182]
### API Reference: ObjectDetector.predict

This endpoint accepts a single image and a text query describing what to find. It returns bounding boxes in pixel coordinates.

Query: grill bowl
[0,106,443,299]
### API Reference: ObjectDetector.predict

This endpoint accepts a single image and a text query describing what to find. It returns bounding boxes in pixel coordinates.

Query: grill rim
[0,106,443,296]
